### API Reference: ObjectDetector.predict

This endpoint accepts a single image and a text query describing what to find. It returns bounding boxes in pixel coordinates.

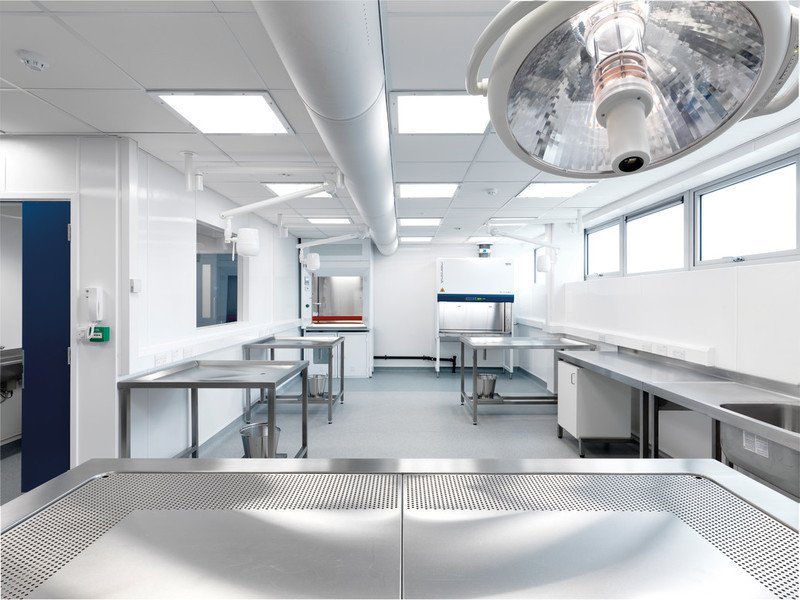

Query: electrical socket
[640,342,652,352]
[154,352,170,367]
[653,344,668,355]
[669,347,686,360]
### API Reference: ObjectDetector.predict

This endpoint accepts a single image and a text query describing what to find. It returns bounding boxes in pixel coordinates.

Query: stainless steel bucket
[240,422,281,458]
[308,374,328,397]
[477,373,497,398]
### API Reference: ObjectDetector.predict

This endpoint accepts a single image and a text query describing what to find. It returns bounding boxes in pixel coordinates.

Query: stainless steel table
[460,335,593,424]
[2,458,797,599]
[557,350,800,460]
[117,360,309,459]
[244,336,344,424]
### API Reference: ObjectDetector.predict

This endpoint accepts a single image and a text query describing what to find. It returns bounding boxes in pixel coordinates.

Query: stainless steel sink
[720,403,800,497]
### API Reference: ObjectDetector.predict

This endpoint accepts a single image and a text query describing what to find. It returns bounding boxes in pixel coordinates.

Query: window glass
[196,222,239,327]
[699,164,797,261]
[626,202,684,273]
[586,224,620,275]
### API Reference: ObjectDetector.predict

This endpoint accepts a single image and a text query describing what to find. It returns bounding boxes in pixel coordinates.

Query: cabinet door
[557,361,579,437]
[576,369,631,438]
[340,333,369,378]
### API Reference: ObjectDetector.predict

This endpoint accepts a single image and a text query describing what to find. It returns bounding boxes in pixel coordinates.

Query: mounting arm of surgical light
[487,227,559,251]
[296,230,369,272]
[220,173,342,221]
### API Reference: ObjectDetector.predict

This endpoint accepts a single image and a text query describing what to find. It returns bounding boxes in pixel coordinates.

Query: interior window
[196,222,239,327]
[698,163,797,262]
[626,201,684,274]
[586,224,620,276]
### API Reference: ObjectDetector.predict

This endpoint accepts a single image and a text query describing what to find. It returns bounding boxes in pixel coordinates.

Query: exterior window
[196,222,239,327]
[697,163,797,262]
[626,201,684,274]
[586,224,620,276]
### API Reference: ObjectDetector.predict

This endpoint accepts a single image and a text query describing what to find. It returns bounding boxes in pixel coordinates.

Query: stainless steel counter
[460,336,594,425]
[244,336,345,423]
[2,458,797,599]
[117,360,309,459]
[557,351,800,459]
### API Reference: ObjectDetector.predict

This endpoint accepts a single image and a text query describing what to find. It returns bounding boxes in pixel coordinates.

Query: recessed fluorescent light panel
[518,182,596,198]
[401,236,433,243]
[398,184,458,199]
[397,94,489,134]
[158,93,290,134]
[307,218,352,225]
[399,218,442,227]
[262,183,331,198]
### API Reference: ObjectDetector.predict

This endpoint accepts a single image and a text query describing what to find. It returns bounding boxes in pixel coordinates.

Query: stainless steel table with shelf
[2,458,797,599]
[243,336,344,423]
[460,335,593,424]
[117,360,309,459]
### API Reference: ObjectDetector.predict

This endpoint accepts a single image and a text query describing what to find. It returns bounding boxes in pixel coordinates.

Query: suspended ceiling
[0,0,798,241]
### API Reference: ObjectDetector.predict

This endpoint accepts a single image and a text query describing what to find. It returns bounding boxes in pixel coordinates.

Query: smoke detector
[466,1,799,177]
[16,49,49,72]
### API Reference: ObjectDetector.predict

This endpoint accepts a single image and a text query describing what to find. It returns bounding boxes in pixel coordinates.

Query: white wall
[372,243,536,369]
[0,136,121,465]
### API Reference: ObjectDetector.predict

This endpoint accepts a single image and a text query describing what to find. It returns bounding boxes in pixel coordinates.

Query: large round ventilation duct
[253,0,398,255]
[467,1,799,178]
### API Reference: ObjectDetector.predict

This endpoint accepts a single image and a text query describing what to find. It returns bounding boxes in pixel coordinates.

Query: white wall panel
[0,204,22,348]
[0,136,78,192]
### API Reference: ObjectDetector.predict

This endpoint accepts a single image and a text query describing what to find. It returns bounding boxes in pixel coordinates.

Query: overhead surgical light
[466,1,799,178]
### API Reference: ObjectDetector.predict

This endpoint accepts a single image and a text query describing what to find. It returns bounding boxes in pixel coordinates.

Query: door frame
[1,194,80,468]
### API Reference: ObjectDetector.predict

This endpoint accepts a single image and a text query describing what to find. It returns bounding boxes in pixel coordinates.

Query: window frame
[583,151,800,280]
[623,196,688,276]
[692,156,800,267]
[584,220,622,279]
[196,220,245,329]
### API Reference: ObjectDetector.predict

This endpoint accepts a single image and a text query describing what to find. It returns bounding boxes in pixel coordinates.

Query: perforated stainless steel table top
[2,459,798,599]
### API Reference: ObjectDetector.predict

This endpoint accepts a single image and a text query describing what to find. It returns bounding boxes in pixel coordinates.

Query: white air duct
[253,0,398,255]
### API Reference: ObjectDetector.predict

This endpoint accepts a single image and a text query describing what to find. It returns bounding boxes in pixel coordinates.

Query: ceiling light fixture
[307,218,352,225]
[466,1,799,177]
[400,236,433,243]
[518,182,596,198]
[157,92,291,134]
[398,183,458,199]
[263,183,331,198]
[396,94,490,134]
[399,218,443,227]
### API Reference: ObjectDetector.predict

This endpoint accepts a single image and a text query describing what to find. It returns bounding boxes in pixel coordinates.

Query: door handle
[570,372,576,385]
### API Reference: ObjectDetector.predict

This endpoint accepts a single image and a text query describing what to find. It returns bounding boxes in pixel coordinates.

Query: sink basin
[0,347,23,389]
[720,403,800,433]
[719,403,799,497]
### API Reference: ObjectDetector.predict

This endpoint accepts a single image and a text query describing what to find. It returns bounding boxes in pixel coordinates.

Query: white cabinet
[558,361,631,457]
[340,332,369,378]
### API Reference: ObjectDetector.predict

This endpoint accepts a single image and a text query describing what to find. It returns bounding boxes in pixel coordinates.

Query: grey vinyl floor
[200,367,640,460]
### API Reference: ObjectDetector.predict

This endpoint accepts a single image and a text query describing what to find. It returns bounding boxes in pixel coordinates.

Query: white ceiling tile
[213,1,255,12]
[385,1,507,14]
[464,161,541,182]
[504,197,565,209]
[128,133,231,162]
[539,208,581,219]
[559,195,615,208]
[396,198,451,211]
[392,135,483,162]
[206,134,312,162]
[385,14,497,90]
[474,134,520,162]
[286,198,344,211]
[454,180,527,200]
[0,14,138,89]
[41,1,217,11]
[223,13,294,90]
[62,13,263,89]
[0,89,97,133]
[270,90,317,134]
[0,2,41,11]
[205,181,270,198]
[448,195,508,209]
[394,161,470,182]
[491,207,553,217]
[31,89,193,132]
[299,134,332,164]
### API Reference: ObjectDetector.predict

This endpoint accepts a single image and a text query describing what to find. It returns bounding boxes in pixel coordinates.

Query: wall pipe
[253,0,399,255]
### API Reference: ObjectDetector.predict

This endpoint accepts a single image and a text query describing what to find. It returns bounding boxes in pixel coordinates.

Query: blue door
[21,202,71,492]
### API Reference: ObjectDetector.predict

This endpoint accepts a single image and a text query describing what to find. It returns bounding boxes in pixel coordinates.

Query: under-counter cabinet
[557,361,632,457]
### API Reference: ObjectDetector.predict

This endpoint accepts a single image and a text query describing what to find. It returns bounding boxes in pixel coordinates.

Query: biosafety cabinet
[301,238,374,378]
[435,258,514,374]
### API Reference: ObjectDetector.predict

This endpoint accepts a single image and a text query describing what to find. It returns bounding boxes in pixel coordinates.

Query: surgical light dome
[466,1,799,177]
